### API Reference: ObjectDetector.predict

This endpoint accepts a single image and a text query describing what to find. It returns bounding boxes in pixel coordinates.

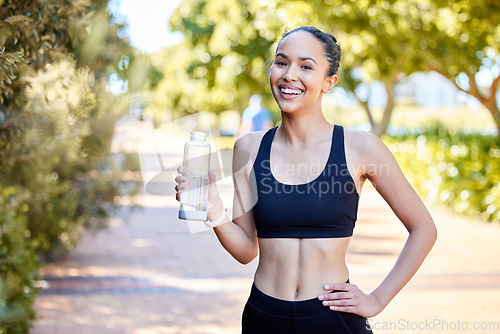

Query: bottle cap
[191,131,206,141]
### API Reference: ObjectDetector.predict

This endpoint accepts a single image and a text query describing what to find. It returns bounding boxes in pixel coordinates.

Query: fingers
[175,168,217,203]
[175,175,186,184]
[319,284,383,318]
[317,283,366,314]
[318,283,357,304]
[323,296,360,314]
[175,166,186,202]
[317,282,352,299]
[329,306,358,313]
[319,291,351,300]
[320,293,355,304]
[323,283,352,291]
[174,184,186,192]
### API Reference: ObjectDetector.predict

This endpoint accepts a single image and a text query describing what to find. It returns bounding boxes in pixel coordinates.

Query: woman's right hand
[175,166,224,221]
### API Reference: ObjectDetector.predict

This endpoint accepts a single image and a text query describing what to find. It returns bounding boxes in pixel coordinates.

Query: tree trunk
[484,75,500,137]
[356,98,376,129]
[372,80,396,137]
[489,105,500,137]
[350,76,398,137]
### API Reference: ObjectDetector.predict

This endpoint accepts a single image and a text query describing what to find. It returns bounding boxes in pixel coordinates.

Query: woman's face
[269,31,337,114]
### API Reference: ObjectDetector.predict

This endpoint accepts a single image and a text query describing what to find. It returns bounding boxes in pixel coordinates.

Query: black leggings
[242,283,373,334]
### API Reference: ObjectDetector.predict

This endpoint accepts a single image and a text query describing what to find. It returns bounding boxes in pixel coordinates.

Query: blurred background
[0,0,499,333]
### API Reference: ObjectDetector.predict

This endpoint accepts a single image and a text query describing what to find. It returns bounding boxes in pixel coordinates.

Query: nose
[282,65,298,82]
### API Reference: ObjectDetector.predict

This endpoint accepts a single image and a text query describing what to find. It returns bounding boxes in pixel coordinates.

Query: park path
[32,117,500,334]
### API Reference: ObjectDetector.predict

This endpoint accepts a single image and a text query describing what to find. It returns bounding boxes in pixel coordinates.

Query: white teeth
[280,87,302,95]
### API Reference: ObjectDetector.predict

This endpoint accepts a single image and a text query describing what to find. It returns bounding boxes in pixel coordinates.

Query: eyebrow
[276,52,317,65]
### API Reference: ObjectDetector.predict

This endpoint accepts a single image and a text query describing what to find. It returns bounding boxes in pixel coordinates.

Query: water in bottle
[179,131,211,221]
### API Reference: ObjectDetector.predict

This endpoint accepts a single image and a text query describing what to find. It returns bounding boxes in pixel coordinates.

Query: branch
[468,74,486,104]
[489,72,500,99]
[484,72,500,112]
[353,93,375,127]
[428,66,484,103]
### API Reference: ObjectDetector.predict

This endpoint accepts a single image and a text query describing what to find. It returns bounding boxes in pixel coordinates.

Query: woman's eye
[276,61,287,66]
[302,65,312,70]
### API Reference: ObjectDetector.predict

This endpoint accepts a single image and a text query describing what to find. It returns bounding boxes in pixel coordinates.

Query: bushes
[382,126,500,223]
[0,59,140,332]
[0,187,39,333]
[0,1,136,331]
[1,58,132,259]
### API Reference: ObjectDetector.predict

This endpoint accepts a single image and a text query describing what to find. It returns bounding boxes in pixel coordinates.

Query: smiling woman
[175,26,437,334]
[269,28,339,116]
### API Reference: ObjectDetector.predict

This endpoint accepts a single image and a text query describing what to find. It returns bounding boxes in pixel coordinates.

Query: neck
[277,110,332,146]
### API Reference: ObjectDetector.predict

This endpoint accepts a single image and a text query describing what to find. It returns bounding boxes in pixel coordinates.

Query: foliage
[152,0,287,119]
[0,0,133,251]
[0,0,130,146]
[313,0,499,135]
[0,0,136,331]
[383,126,500,223]
[414,0,500,134]
[0,58,129,258]
[155,0,499,135]
[311,0,423,135]
[0,186,39,333]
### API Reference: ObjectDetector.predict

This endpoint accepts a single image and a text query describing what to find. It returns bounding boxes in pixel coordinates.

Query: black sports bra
[252,125,359,238]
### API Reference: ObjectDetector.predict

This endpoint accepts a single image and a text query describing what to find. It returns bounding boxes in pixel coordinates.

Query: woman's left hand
[318,282,384,318]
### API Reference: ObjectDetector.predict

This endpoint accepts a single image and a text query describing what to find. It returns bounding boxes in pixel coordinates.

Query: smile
[279,87,303,96]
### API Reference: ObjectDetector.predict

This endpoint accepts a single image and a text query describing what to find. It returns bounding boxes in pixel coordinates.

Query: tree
[158,0,288,117]
[0,1,134,331]
[161,0,499,136]
[311,0,438,136]
[291,0,500,136]
[416,0,500,135]
[0,0,132,254]
[162,0,420,135]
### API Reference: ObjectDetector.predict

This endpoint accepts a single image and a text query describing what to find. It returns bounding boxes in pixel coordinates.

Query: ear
[322,75,338,94]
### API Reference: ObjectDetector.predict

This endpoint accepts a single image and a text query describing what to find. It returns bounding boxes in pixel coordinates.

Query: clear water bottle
[179,131,211,221]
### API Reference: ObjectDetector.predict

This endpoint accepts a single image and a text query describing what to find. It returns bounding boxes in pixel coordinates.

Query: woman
[175,26,437,333]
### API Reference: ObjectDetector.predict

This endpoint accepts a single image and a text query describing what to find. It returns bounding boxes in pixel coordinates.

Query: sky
[108,0,184,53]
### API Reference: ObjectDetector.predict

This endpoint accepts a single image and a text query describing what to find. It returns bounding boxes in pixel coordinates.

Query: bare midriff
[254,237,351,301]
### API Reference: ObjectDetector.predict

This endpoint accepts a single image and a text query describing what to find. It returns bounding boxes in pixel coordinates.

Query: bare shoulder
[344,128,399,178]
[234,130,269,162]
[344,128,386,155]
[344,130,408,189]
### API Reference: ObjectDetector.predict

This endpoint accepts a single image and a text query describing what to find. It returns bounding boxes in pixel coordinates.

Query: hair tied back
[328,34,337,44]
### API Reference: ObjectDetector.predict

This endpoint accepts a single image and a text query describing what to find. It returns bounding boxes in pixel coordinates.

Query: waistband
[248,280,349,319]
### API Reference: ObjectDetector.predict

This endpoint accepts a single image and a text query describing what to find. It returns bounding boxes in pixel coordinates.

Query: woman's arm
[319,131,437,317]
[175,135,259,264]
[211,135,260,264]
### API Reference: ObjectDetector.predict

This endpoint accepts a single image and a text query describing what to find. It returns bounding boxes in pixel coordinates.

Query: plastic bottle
[178,131,211,221]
